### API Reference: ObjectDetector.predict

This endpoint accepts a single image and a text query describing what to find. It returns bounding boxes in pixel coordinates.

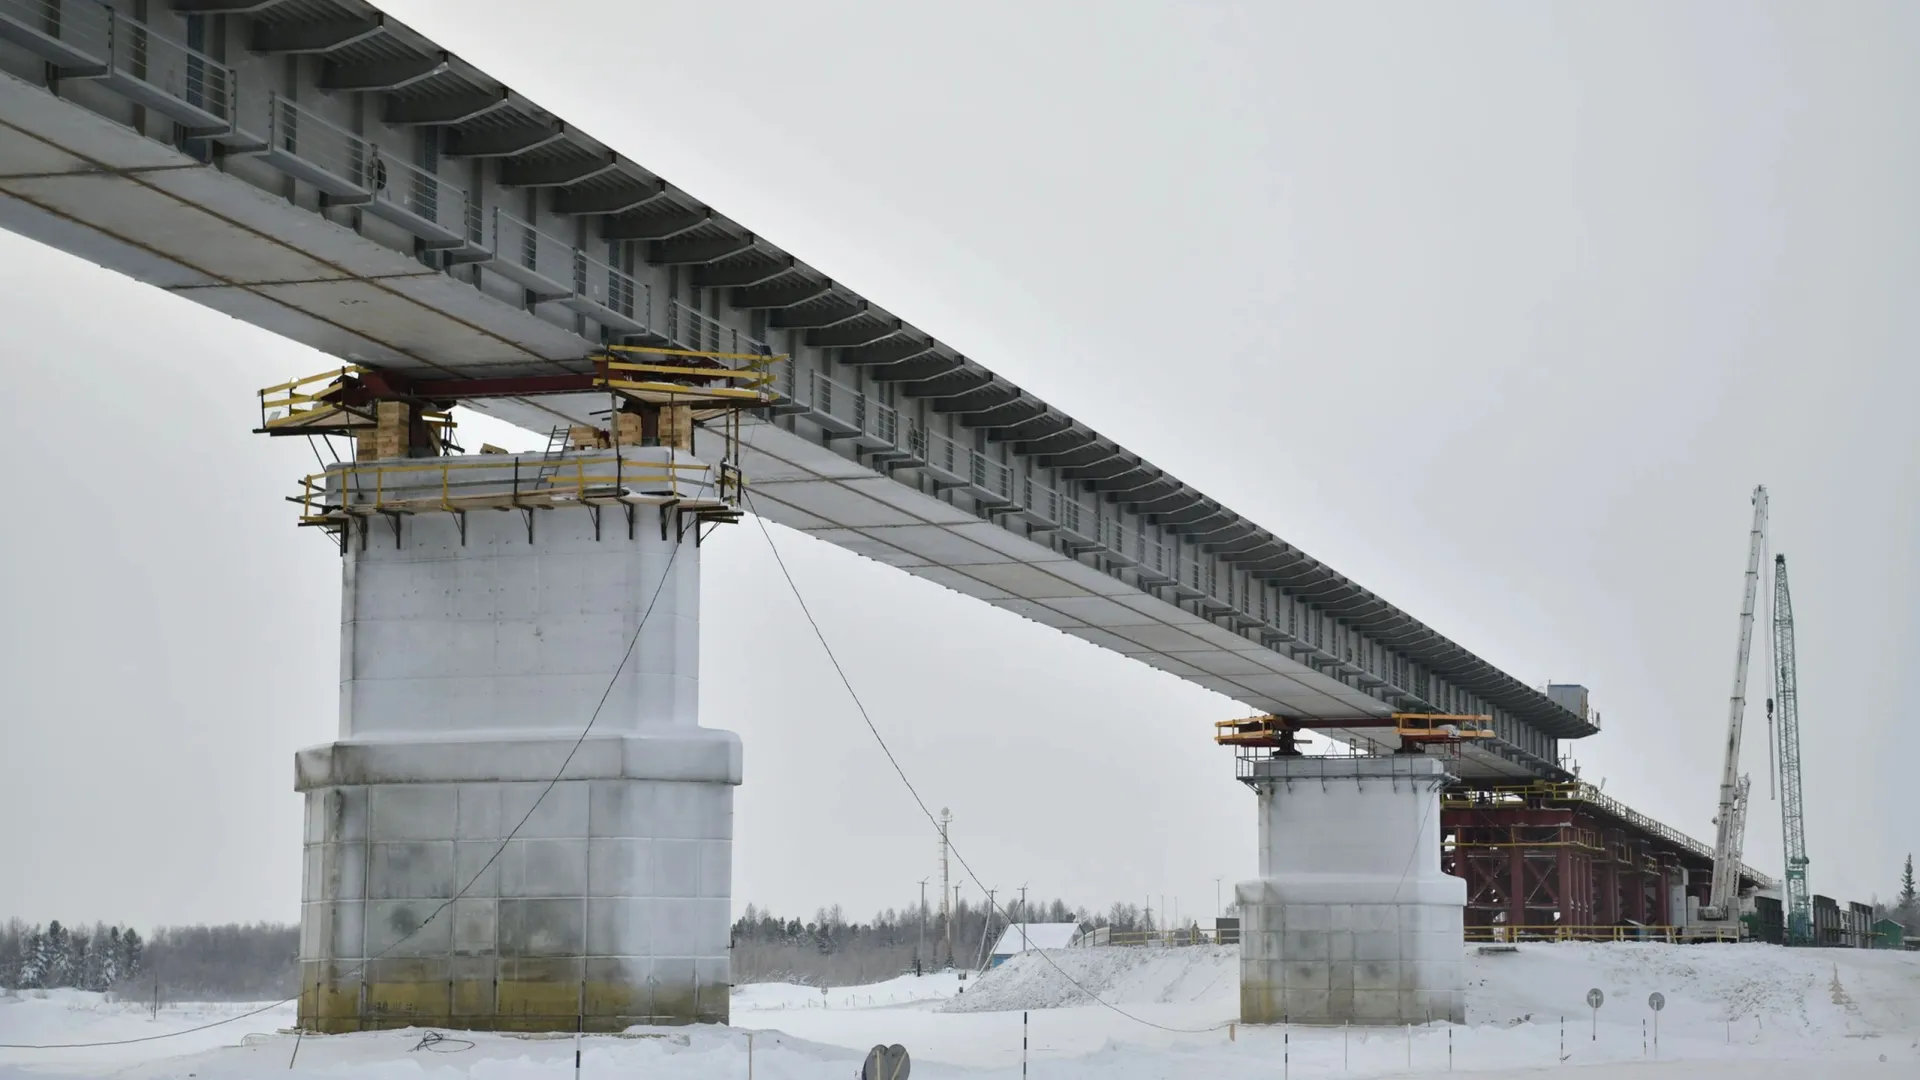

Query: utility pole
[1018,885,1029,953]
[917,878,928,976]
[939,808,953,967]
[973,887,998,972]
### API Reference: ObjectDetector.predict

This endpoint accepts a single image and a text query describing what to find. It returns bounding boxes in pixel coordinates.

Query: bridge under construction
[0,0,1772,1033]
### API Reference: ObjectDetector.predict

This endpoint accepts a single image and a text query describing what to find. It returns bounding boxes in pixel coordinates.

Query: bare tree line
[2,896,1178,1000]
[730,895,1195,987]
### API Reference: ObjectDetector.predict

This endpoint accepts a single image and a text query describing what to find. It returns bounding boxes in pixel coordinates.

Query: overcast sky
[2,0,1915,932]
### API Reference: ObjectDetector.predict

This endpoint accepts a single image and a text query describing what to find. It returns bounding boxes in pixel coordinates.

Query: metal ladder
[530,424,570,488]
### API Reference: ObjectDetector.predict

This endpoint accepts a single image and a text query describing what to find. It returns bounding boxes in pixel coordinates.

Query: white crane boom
[1704,485,1767,921]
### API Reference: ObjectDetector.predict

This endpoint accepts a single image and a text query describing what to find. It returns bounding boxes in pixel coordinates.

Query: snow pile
[939,939,1920,1041]
[941,945,1237,1013]
[732,969,962,1011]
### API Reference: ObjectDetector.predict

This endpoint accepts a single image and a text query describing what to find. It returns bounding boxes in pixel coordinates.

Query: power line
[2,469,713,1051]
[742,491,1230,1035]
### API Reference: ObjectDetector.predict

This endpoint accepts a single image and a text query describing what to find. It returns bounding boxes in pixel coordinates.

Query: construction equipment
[1214,715,1303,749]
[1699,486,1768,927]
[1392,713,1497,744]
[1212,712,1492,751]
[1771,554,1812,944]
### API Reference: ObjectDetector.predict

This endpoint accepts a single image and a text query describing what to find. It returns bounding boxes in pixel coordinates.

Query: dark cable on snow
[410,1031,474,1053]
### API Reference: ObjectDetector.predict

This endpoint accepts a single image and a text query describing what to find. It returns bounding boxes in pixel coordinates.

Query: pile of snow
[939,939,1920,1041]
[942,945,1238,1012]
[732,969,962,1011]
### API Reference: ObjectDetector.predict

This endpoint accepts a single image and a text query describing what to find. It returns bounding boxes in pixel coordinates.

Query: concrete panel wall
[1236,756,1466,1025]
[298,450,735,1031]
[339,477,699,741]
[299,771,734,1031]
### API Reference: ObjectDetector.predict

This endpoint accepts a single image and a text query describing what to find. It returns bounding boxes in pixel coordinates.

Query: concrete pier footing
[294,449,739,1032]
[1236,755,1466,1025]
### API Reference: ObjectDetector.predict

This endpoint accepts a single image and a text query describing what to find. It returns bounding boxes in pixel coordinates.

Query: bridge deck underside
[0,0,1778,914]
[0,67,1558,781]
[735,428,1559,781]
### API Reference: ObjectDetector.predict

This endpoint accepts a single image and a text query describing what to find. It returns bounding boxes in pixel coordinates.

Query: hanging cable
[742,489,1236,1035]
[1,466,715,1051]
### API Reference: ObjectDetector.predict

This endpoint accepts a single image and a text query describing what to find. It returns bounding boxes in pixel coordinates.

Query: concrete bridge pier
[1236,755,1465,1025]
[292,447,739,1032]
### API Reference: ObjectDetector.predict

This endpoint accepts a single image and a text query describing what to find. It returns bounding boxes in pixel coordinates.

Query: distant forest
[0,898,1193,999]
[6,856,1912,999]
[729,897,1202,987]
[0,919,298,1001]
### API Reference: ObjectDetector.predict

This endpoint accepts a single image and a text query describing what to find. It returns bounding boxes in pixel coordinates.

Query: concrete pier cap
[1235,754,1466,1026]
[295,446,740,1033]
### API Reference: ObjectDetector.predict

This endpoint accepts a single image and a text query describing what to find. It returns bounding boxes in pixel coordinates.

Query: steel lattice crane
[1770,554,1812,944]
[1702,485,1768,925]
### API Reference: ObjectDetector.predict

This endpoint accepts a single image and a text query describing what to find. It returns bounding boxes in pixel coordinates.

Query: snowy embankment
[732,969,963,1011]
[2,943,1917,1079]
[940,944,1238,1012]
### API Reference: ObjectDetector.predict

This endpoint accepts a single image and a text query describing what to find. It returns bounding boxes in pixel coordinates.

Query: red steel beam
[355,370,600,401]
[1442,799,1721,934]
[409,373,598,398]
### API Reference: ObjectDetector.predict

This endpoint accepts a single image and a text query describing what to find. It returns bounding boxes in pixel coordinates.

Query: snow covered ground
[2,943,1916,1078]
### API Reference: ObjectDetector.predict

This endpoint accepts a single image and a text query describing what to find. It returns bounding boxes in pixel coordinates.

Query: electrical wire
[742,489,1234,1035]
[0,467,713,1051]
[410,1031,475,1053]
[0,1001,294,1051]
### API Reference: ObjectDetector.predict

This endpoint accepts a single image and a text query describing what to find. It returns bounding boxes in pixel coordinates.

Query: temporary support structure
[1441,784,1754,942]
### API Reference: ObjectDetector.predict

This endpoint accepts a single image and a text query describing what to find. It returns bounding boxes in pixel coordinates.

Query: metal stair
[530,424,570,488]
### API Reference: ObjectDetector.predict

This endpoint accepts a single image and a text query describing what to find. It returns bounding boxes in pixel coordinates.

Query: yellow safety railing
[596,345,786,407]
[1466,924,1740,944]
[1101,928,1229,948]
[256,365,460,446]
[1394,713,1495,741]
[257,365,366,432]
[1089,924,1739,947]
[1214,715,1290,746]
[294,454,733,525]
[1447,828,1605,852]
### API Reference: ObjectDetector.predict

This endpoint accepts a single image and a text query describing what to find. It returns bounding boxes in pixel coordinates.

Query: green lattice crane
[1770,553,1812,945]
